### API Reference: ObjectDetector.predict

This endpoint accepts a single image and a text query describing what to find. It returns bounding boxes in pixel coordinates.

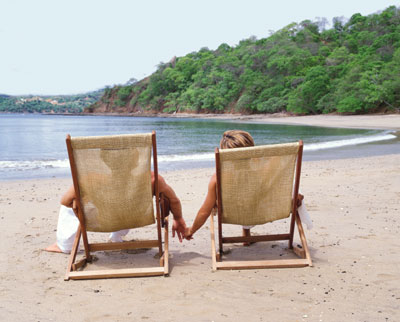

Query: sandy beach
[165,113,400,130]
[1,115,400,321]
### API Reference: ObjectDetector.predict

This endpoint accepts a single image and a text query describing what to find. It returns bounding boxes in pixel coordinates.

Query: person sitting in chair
[46,173,187,253]
[184,129,304,242]
[184,130,255,243]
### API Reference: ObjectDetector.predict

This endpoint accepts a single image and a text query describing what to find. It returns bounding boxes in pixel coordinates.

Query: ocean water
[0,114,399,180]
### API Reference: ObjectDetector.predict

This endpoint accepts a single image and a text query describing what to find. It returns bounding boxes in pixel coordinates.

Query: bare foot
[45,243,63,253]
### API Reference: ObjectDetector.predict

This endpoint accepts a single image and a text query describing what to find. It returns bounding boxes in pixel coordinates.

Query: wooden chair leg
[163,216,169,275]
[288,212,296,249]
[295,212,312,266]
[64,225,82,281]
[210,214,218,271]
[72,257,88,271]
[293,245,306,259]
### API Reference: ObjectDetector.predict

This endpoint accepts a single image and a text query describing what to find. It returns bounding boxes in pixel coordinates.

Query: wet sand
[209,113,400,130]
[146,112,400,130]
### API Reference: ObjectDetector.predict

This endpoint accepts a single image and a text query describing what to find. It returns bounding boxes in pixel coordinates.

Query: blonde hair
[220,130,255,149]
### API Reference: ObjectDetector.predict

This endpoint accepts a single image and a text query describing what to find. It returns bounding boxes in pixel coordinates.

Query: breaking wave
[0,132,396,172]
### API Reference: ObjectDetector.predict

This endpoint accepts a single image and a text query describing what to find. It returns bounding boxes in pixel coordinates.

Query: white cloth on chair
[56,205,130,253]
[109,229,130,242]
[56,205,80,253]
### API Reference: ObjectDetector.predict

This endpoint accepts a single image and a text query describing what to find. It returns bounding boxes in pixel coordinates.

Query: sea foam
[304,133,396,151]
[0,132,396,171]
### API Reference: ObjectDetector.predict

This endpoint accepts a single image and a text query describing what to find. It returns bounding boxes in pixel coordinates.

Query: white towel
[56,205,130,252]
[56,205,80,253]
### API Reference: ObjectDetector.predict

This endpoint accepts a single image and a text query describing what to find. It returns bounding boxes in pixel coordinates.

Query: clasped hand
[172,217,188,242]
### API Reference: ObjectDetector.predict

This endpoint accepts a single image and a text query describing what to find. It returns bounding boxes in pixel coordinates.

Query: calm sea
[0,114,399,180]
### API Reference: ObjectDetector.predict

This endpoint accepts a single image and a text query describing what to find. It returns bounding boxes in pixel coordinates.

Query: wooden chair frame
[210,140,312,271]
[64,131,169,280]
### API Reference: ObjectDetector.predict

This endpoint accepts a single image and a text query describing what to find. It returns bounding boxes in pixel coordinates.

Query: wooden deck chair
[64,131,169,280]
[210,141,312,271]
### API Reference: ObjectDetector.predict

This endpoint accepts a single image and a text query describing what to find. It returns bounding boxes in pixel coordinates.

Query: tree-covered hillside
[88,6,400,115]
[0,90,104,113]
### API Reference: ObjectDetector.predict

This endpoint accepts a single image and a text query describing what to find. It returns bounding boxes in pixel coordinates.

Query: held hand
[184,227,194,240]
[172,217,187,243]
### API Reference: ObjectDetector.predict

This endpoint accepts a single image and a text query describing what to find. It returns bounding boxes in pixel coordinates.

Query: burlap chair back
[219,142,299,226]
[71,134,155,232]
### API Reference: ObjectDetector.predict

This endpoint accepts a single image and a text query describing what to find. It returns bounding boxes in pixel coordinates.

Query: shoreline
[33,111,400,131]
[2,113,399,182]
[2,152,400,184]
[159,112,400,130]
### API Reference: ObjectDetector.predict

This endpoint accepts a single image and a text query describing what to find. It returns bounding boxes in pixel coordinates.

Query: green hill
[0,90,104,113]
[87,6,400,115]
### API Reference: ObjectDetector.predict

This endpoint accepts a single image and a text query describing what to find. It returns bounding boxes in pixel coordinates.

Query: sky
[0,0,398,95]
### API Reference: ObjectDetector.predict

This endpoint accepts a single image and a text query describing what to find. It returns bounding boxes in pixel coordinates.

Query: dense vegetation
[89,6,400,115]
[0,90,104,113]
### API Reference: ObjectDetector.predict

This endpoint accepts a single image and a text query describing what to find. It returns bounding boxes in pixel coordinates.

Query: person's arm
[157,176,182,220]
[185,174,217,239]
[60,185,75,208]
[155,174,187,242]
